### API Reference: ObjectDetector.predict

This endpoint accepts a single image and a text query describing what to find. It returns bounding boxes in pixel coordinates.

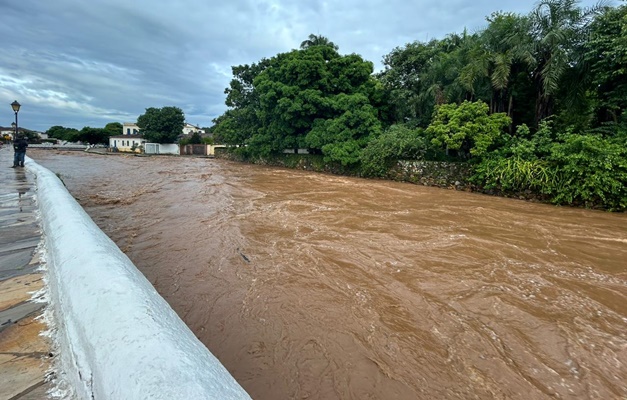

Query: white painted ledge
[27,157,250,399]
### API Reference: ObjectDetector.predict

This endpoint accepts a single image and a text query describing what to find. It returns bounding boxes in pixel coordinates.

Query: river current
[29,150,626,399]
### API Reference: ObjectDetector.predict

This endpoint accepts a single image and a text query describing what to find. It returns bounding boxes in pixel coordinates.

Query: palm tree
[480,12,534,125]
[509,0,603,125]
[300,34,339,50]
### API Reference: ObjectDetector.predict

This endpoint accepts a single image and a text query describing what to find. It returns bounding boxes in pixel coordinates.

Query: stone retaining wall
[387,160,471,190]
[218,152,472,190]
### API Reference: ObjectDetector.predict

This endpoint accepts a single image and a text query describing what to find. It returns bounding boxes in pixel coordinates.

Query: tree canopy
[300,34,339,50]
[104,122,123,136]
[137,106,185,143]
[46,125,111,144]
[209,5,627,210]
[214,42,383,165]
[46,126,80,142]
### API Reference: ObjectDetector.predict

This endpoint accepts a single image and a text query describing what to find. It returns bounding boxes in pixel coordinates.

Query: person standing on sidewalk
[12,136,28,168]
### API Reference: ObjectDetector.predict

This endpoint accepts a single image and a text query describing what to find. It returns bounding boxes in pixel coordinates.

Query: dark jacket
[13,138,28,152]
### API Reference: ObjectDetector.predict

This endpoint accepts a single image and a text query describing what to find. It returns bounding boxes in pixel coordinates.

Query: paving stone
[14,381,51,400]
[0,150,51,399]
[0,226,40,246]
[0,251,39,281]
[0,237,40,254]
[0,316,51,400]
[0,274,44,312]
[0,302,44,332]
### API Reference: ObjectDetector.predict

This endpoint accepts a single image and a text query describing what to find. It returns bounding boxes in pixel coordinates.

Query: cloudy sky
[1,0,603,132]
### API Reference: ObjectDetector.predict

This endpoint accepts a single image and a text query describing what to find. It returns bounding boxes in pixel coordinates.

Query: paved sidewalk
[0,147,52,399]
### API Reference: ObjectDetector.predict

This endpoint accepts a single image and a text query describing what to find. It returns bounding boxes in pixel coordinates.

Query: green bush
[472,124,627,210]
[426,101,511,159]
[471,156,558,192]
[548,134,627,210]
[360,124,426,177]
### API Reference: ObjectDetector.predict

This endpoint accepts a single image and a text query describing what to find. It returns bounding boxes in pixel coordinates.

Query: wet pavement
[0,148,51,399]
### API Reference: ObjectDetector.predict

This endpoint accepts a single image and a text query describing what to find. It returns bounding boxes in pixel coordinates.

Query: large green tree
[510,0,603,125]
[251,45,383,164]
[584,4,627,125]
[46,126,80,142]
[377,39,442,125]
[78,127,109,145]
[214,60,271,145]
[103,122,123,136]
[136,106,185,143]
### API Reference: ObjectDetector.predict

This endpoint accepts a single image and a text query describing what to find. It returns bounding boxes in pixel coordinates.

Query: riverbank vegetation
[46,122,123,144]
[212,0,627,211]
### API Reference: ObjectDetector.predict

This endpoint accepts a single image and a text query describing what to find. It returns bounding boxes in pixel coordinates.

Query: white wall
[158,143,179,155]
[26,157,250,400]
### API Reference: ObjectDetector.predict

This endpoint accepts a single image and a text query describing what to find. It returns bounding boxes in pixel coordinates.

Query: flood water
[30,150,627,399]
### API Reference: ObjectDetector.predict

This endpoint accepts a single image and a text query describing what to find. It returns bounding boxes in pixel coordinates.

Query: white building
[122,122,203,137]
[122,122,140,136]
[1,128,14,140]
[109,135,146,153]
[182,123,204,136]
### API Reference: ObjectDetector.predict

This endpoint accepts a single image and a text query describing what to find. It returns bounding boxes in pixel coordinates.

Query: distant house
[122,122,140,135]
[1,127,14,140]
[182,123,204,136]
[123,122,203,137]
[109,135,145,153]
[0,127,30,140]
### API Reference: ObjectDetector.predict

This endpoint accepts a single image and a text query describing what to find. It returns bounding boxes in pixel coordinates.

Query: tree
[305,94,382,165]
[251,45,383,164]
[188,131,202,144]
[584,4,627,125]
[211,109,251,146]
[212,60,272,145]
[427,100,511,159]
[300,34,339,50]
[103,122,122,136]
[136,106,185,143]
[478,12,536,123]
[78,127,109,144]
[509,0,603,125]
[19,129,41,143]
[46,125,80,142]
[377,39,442,125]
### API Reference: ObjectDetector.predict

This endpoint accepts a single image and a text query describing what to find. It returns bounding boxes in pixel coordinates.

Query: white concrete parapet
[27,157,250,399]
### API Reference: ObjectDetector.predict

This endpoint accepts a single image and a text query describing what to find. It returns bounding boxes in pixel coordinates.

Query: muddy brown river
[29,150,626,399]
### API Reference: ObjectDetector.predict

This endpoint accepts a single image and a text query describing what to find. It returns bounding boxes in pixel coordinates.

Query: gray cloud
[0,0,603,131]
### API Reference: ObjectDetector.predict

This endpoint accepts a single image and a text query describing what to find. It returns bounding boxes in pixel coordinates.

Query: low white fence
[27,157,250,399]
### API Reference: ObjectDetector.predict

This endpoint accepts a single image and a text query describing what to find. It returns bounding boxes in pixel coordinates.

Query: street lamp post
[11,100,21,140]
